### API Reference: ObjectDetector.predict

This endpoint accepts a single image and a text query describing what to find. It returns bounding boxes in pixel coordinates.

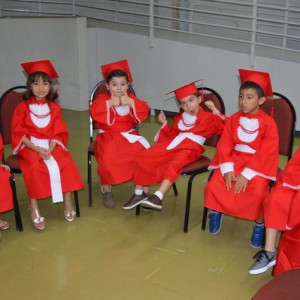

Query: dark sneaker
[250,222,265,248]
[123,192,148,210]
[103,192,115,208]
[142,194,162,210]
[249,249,277,275]
[209,211,223,234]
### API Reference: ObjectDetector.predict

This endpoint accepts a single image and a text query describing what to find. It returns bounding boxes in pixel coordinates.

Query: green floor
[1,110,298,300]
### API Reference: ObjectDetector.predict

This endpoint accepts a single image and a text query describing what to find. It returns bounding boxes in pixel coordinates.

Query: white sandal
[29,206,46,230]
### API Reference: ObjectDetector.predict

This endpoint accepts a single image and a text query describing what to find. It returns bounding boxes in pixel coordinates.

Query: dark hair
[106,69,128,84]
[240,81,264,98]
[23,71,58,101]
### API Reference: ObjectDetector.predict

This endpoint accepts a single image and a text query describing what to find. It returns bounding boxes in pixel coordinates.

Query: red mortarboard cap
[101,59,133,82]
[239,69,273,97]
[167,80,201,101]
[21,59,59,78]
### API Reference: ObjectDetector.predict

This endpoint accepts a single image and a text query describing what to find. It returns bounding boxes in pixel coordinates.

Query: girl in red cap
[0,134,13,237]
[90,59,150,208]
[122,80,225,210]
[204,69,279,250]
[11,59,84,230]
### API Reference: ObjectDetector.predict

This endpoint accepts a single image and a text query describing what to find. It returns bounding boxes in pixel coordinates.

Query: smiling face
[106,76,129,97]
[239,88,266,114]
[179,94,201,116]
[30,76,51,100]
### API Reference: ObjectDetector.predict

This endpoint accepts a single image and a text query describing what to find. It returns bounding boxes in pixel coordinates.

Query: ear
[105,82,110,91]
[259,96,266,105]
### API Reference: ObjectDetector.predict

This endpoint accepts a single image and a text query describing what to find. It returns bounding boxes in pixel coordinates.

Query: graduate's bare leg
[264,228,278,251]
[64,192,76,222]
[29,198,45,230]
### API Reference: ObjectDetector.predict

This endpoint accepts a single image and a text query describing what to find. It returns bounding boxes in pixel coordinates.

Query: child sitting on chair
[11,59,84,230]
[249,147,300,275]
[0,134,13,237]
[204,69,279,249]
[89,59,150,208]
[122,80,225,210]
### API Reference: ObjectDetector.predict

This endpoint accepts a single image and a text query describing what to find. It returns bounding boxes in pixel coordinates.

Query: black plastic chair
[0,86,81,231]
[201,92,296,231]
[135,87,226,233]
[87,80,136,207]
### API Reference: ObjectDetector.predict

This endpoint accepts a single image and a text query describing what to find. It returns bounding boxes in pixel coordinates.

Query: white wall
[88,27,300,130]
[0,17,88,111]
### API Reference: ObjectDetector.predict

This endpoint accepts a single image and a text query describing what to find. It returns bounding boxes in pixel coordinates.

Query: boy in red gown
[0,134,13,234]
[122,80,225,210]
[249,148,300,275]
[11,60,84,230]
[204,69,279,248]
[90,59,150,208]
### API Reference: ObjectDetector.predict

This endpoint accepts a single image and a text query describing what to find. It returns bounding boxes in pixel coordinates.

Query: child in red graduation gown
[89,59,150,208]
[122,80,226,210]
[204,69,279,248]
[249,147,300,275]
[0,134,13,232]
[11,60,84,230]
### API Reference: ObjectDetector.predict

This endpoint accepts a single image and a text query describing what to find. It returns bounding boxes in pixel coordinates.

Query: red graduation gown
[264,147,300,230]
[204,110,279,220]
[273,225,300,276]
[90,92,150,185]
[0,135,13,212]
[11,98,84,200]
[134,108,225,185]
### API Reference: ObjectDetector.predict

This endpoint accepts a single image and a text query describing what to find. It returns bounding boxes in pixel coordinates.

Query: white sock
[154,191,163,200]
[135,189,143,195]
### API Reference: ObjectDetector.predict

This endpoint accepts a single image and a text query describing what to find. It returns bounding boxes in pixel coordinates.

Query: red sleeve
[50,103,69,146]
[0,134,3,159]
[281,148,300,186]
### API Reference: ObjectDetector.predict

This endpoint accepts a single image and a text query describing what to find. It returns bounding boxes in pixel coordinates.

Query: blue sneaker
[250,222,265,248]
[209,211,223,234]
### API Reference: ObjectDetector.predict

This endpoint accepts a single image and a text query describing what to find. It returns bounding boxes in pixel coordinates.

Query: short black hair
[240,81,264,98]
[106,69,128,84]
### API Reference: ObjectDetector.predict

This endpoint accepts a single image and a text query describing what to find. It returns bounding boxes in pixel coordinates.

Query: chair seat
[181,156,211,174]
[6,154,21,171]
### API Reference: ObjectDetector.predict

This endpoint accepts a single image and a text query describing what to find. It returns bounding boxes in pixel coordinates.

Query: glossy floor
[1,110,298,300]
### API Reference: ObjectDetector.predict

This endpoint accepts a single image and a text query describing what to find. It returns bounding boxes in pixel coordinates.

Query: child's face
[31,77,51,100]
[106,76,129,97]
[179,94,201,116]
[239,88,266,114]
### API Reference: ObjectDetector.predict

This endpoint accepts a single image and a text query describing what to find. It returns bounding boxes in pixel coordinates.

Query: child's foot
[29,206,46,230]
[249,249,277,275]
[209,211,223,234]
[64,200,76,222]
[142,194,162,210]
[250,221,265,248]
[103,192,115,208]
[122,192,148,210]
[0,219,10,230]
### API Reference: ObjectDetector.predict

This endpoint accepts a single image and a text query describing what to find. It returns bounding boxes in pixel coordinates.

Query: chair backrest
[89,80,136,141]
[0,86,27,145]
[260,92,296,160]
[200,87,226,147]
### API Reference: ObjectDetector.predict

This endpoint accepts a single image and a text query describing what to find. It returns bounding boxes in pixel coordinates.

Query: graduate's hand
[204,101,219,114]
[109,96,121,107]
[224,171,237,190]
[119,93,133,106]
[0,164,10,172]
[33,146,51,160]
[234,174,248,193]
[158,111,167,124]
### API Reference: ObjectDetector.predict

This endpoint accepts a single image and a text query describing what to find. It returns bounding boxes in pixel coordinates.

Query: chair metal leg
[183,173,197,233]
[74,190,80,217]
[201,207,208,231]
[87,151,92,207]
[10,175,23,232]
[136,204,141,216]
[172,182,178,196]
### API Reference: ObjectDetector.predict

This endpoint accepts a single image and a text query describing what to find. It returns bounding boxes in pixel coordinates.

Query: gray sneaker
[249,249,277,275]
[103,192,115,208]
